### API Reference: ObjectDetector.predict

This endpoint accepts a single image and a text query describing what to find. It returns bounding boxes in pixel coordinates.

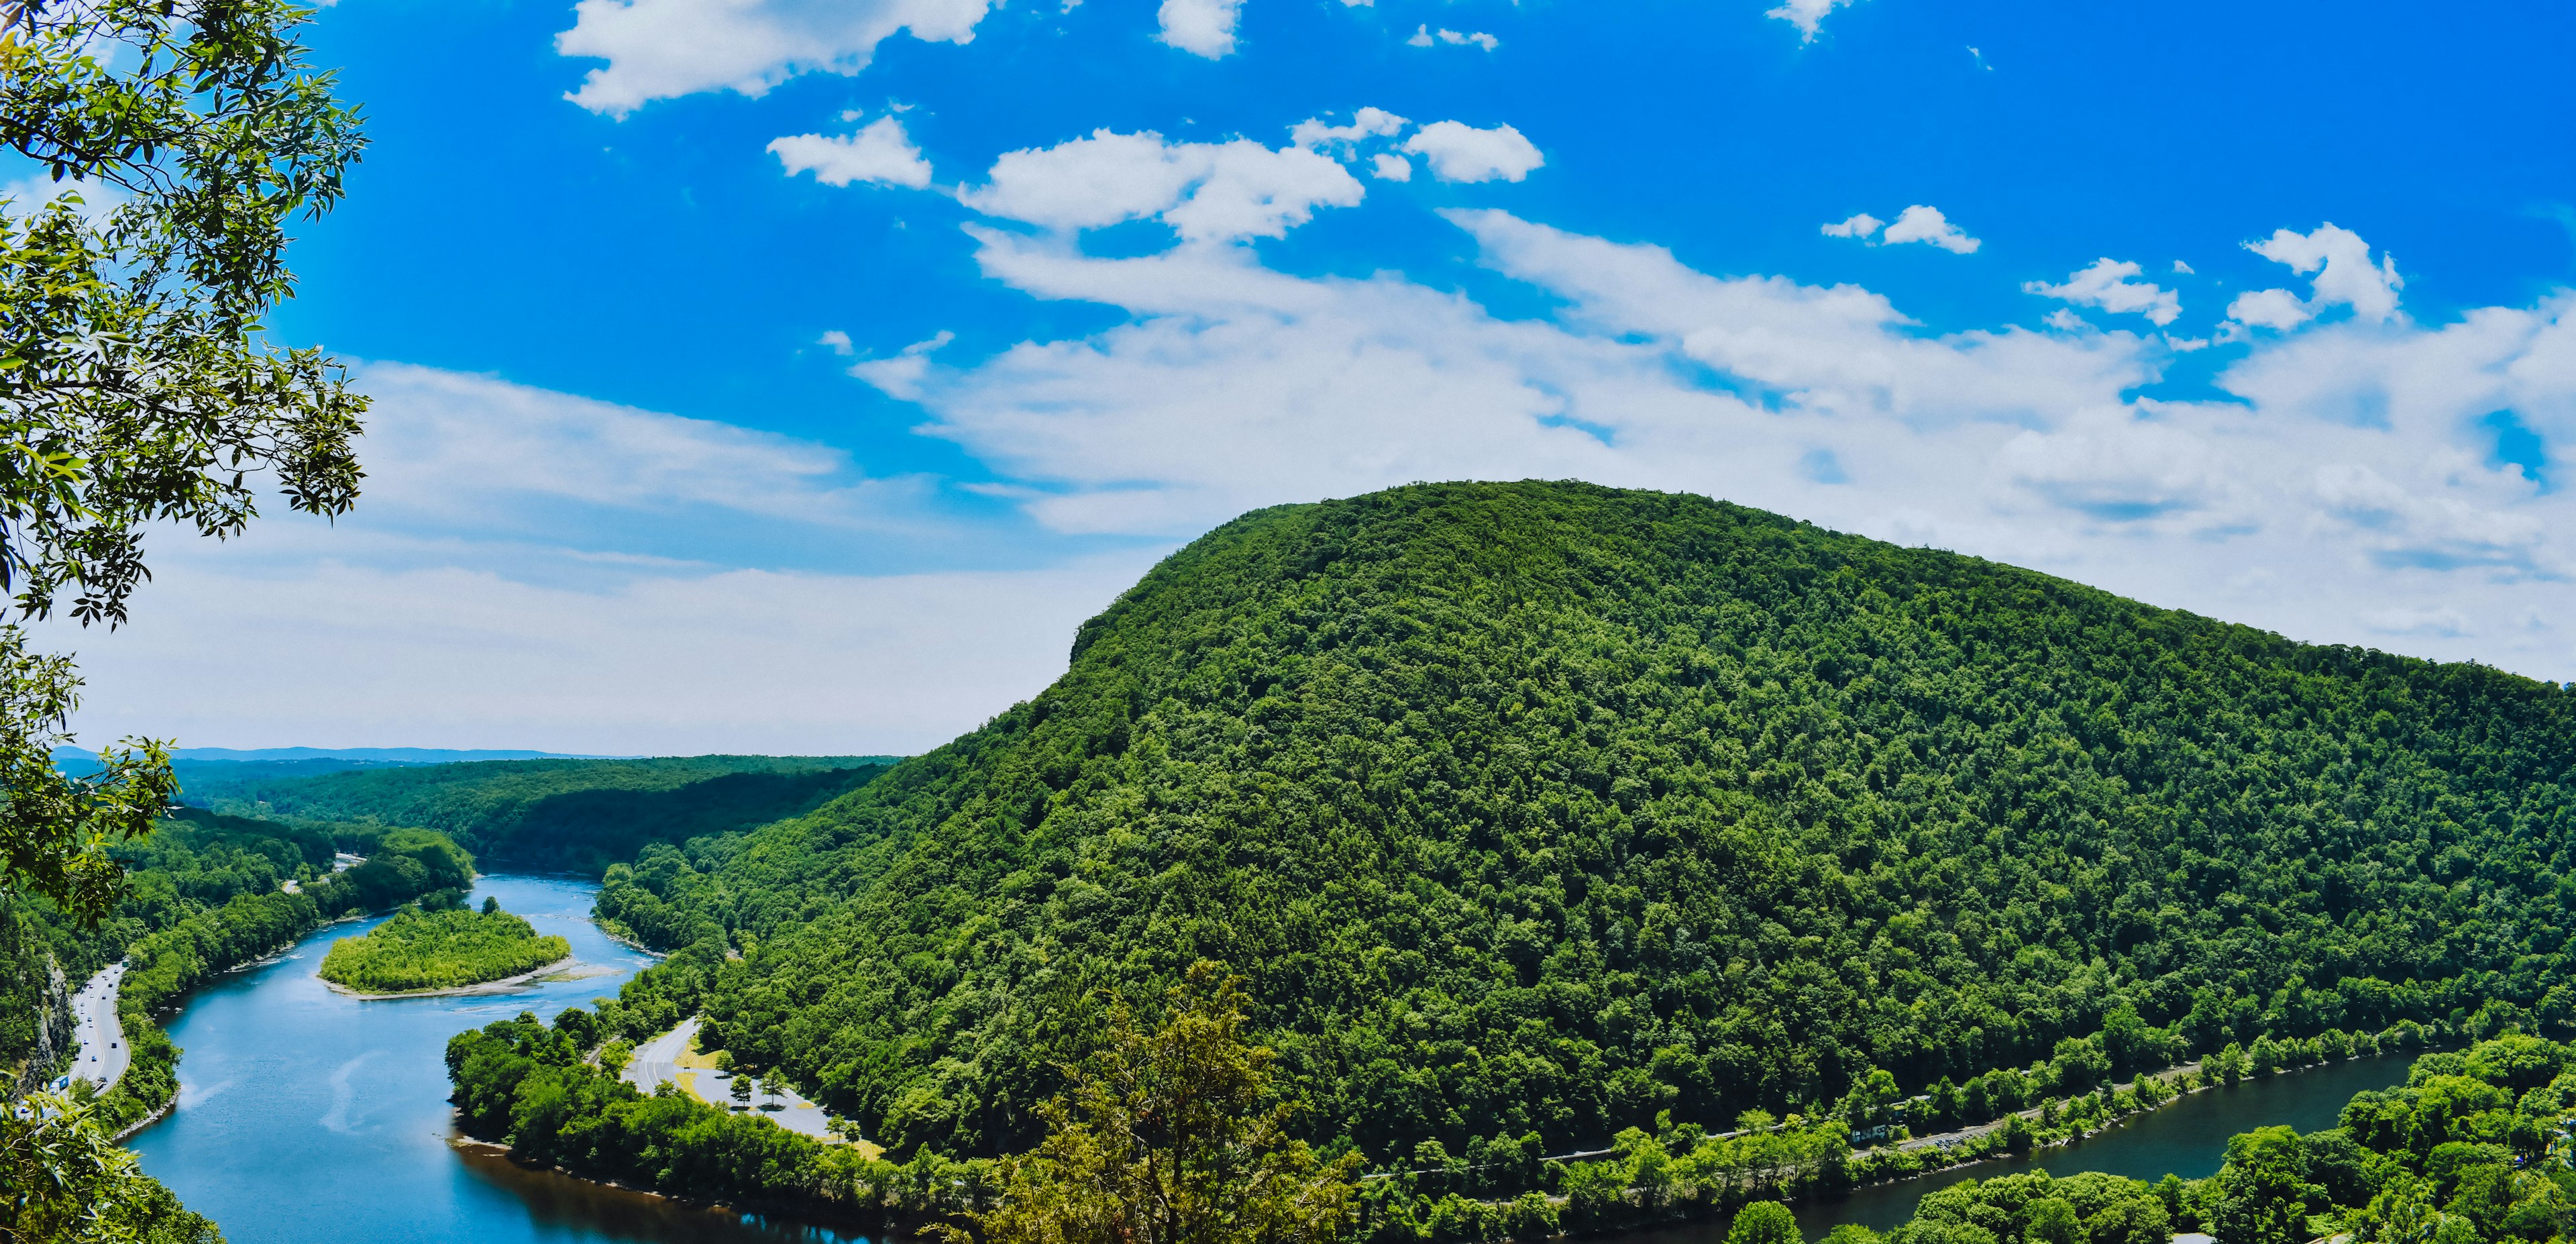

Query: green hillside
[187,754,898,874]
[586,480,2576,1164]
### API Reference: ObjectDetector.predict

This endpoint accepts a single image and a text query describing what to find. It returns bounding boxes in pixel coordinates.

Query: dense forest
[185,755,895,873]
[0,809,474,1129]
[572,481,2575,1168]
[319,904,571,994]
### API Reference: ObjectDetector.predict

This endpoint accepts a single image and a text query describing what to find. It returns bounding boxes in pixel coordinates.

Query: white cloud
[51,529,1156,755]
[2025,258,2182,326]
[849,331,957,399]
[1880,204,1980,254]
[555,0,991,117]
[1371,153,1413,182]
[1157,0,1242,58]
[2226,288,2312,333]
[1290,107,1407,153]
[1820,212,1882,239]
[1767,0,1857,42]
[1,173,125,229]
[1414,27,1498,50]
[768,116,933,189]
[1401,121,1544,183]
[2231,222,2403,328]
[349,363,906,529]
[855,204,2576,682]
[961,129,1364,243]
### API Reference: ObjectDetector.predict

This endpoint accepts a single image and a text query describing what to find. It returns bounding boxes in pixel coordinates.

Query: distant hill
[186,755,902,874]
[50,746,619,783]
[586,480,2576,1164]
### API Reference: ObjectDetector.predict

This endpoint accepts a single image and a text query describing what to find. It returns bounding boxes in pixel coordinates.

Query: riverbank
[127,874,703,1244]
[323,954,584,999]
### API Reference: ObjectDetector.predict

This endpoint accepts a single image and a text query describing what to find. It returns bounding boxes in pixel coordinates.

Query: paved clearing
[621,1017,869,1151]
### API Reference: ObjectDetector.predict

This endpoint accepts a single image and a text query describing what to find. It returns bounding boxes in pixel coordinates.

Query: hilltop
[586,481,2576,1162]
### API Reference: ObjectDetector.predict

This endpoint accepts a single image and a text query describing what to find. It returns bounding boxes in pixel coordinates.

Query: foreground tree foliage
[0,1092,217,1243]
[959,963,1359,1244]
[585,481,2576,1163]
[0,0,367,1231]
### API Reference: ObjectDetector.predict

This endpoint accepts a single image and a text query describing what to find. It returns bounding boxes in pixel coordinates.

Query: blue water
[1629,1051,2416,1244]
[127,874,864,1244]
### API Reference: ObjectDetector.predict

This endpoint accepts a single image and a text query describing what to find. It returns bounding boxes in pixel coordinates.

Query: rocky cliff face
[8,954,73,1095]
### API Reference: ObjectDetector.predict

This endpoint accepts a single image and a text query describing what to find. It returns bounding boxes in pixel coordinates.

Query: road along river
[125,874,869,1244]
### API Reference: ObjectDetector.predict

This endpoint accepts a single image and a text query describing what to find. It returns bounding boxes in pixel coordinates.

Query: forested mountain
[586,481,2576,1165]
[188,754,897,873]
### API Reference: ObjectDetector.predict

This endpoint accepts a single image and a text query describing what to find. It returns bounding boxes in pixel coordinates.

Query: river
[128,873,868,1244]
[124,872,2414,1243]
[1644,1051,2415,1244]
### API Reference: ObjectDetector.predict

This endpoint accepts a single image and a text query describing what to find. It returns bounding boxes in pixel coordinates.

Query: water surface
[129,874,863,1244]
[1630,1052,2415,1244]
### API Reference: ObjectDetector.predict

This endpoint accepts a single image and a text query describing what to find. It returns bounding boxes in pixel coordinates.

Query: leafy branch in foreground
[956,962,1360,1244]
[0,626,171,921]
[0,1090,217,1243]
[0,0,368,921]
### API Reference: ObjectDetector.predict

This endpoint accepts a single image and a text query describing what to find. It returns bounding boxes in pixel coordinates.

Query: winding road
[68,962,127,1094]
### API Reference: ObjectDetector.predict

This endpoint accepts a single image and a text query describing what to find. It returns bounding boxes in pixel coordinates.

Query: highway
[68,962,127,1094]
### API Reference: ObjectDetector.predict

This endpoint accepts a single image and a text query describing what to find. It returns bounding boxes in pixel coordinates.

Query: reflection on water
[128,874,876,1244]
[1625,1052,2416,1244]
[453,1146,871,1244]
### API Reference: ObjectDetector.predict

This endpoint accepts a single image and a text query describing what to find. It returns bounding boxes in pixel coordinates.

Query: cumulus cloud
[1371,153,1413,182]
[37,358,1171,754]
[2250,223,2402,321]
[1820,213,1882,239]
[959,129,1364,242]
[555,0,990,117]
[853,197,2576,681]
[1407,25,1497,50]
[49,527,1157,756]
[1880,204,1980,254]
[2226,288,2313,333]
[2227,223,2404,334]
[348,363,907,529]
[1289,107,1407,153]
[769,116,934,189]
[1767,0,1858,42]
[2025,258,2182,326]
[1401,121,1544,183]
[1157,0,1242,58]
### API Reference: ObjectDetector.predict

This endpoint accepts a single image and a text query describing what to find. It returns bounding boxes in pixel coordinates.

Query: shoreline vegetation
[318,904,573,996]
[1,815,480,1138]
[323,953,579,1000]
[446,982,2475,1243]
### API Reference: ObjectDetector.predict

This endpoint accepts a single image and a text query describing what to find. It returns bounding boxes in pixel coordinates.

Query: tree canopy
[580,480,2576,1165]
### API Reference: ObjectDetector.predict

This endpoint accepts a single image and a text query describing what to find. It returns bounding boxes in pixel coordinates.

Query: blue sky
[46,0,2576,754]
